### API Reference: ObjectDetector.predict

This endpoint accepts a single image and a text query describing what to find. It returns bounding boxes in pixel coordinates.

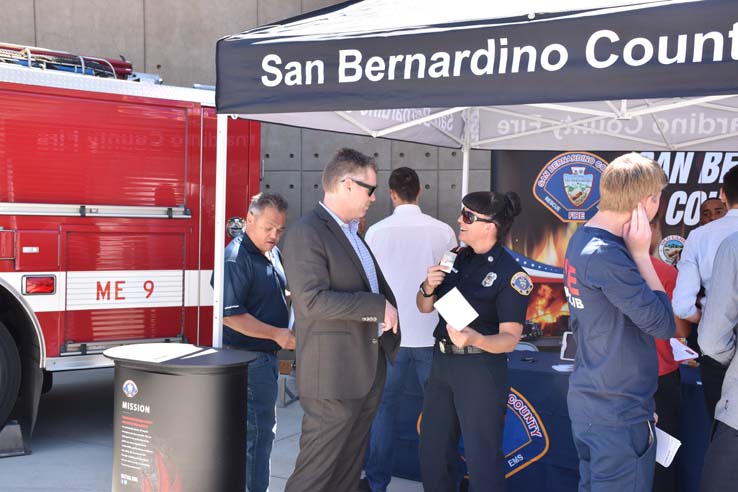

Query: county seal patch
[511,272,533,296]
[658,235,685,265]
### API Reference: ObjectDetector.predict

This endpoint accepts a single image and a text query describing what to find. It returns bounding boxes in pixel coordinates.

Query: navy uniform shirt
[217,232,289,352]
[433,243,532,340]
[565,226,675,426]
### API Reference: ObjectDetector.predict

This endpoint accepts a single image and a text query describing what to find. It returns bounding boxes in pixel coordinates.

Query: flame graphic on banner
[526,223,578,268]
[525,282,570,337]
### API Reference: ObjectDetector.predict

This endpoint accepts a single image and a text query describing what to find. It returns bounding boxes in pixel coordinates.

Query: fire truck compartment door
[0,230,14,259]
[15,231,60,270]
[64,229,186,344]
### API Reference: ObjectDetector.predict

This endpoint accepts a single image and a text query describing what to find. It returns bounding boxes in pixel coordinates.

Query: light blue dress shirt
[320,202,382,335]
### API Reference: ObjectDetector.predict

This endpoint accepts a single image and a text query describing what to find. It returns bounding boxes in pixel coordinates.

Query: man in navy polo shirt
[564,153,675,492]
[217,192,295,492]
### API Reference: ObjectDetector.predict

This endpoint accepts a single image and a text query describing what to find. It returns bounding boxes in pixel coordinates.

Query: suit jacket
[282,204,401,399]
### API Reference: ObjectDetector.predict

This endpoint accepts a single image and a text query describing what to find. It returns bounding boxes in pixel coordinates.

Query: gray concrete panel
[438,148,464,170]
[144,0,257,87]
[34,0,145,70]
[262,124,302,171]
[301,0,343,14]
[469,170,492,193]
[0,1,36,46]
[365,171,392,229]
[438,148,492,170]
[391,141,438,170]
[301,129,391,171]
[438,171,463,230]
[261,171,301,224]
[258,0,301,25]
[416,170,438,219]
[300,171,324,219]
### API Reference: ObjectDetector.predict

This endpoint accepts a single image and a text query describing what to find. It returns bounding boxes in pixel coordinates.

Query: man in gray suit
[283,148,401,492]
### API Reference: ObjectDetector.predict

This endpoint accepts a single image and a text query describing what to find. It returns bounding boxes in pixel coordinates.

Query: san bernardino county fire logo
[502,388,549,477]
[122,379,138,398]
[533,152,608,222]
[659,235,685,265]
[418,387,549,478]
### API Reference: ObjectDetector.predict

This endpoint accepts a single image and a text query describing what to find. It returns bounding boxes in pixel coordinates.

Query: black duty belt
[437,339,484,355]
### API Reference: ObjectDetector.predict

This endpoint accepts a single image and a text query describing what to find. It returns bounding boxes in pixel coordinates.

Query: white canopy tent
[211,0,738,345]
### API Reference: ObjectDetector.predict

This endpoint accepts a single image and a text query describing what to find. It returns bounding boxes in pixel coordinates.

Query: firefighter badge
[482,272,497,287]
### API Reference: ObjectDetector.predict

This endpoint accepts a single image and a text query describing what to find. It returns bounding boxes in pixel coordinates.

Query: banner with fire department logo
[495,150,737,337]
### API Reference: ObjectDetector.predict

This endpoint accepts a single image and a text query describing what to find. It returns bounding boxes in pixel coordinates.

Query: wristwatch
[419,281,435,298]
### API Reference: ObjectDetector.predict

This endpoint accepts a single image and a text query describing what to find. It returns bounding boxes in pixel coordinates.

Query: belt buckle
[439,340,447,354]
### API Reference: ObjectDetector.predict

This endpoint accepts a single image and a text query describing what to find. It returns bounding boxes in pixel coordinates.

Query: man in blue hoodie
[564,153,676,492]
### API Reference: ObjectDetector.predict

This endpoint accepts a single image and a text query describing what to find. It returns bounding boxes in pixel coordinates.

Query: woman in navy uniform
[417,191,532,492]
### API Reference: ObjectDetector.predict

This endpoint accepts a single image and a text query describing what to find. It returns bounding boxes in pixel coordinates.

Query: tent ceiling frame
[336,110,376,136]
[475,106,669,148]
[374,106,466,138]
[694,101,738,114]
[336,107,467,146]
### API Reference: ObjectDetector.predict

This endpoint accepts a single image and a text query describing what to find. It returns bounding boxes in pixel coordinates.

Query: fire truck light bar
[23,275,56,295]
[0,202,191,219]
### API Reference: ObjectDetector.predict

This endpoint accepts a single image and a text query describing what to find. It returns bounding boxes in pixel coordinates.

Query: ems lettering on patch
[482,272,497,287]
[511,272,533,296]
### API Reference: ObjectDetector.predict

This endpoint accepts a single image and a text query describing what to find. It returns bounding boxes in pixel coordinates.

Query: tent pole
[212,114,229,348]
[461,132,471,201]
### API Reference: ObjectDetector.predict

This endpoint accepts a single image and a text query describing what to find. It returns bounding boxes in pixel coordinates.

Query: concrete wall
[261,126,491,229]
[0,0,492,231]
[0,0,302,86]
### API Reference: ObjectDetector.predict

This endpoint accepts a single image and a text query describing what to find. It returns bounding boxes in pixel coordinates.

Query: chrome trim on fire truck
[45,354,113,371]
[0,276,47,369]
[0,202,191,219]
[61,336,186,357]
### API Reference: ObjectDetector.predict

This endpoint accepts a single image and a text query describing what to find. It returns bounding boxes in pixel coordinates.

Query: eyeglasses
[343,178,377,197]
[460,208,495,225]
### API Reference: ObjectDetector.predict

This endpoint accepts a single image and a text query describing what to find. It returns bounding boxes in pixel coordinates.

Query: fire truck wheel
[0,321,21,430]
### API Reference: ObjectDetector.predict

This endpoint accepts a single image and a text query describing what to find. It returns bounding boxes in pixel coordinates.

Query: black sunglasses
[460,208,495,225]
[343,178,377,197]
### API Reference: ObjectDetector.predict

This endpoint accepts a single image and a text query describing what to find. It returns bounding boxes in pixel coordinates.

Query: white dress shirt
[673,208,738,319]
[365,204,457,347]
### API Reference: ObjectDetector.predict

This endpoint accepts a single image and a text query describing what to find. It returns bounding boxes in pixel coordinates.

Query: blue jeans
[365,347,433,492]
[246,352,279,492]
[571,420,656,492]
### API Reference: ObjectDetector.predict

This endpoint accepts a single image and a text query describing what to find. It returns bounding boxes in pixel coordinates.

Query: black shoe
[357,477,372,492]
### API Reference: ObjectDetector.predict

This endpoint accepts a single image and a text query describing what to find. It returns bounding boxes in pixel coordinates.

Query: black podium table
[104,343,258,492]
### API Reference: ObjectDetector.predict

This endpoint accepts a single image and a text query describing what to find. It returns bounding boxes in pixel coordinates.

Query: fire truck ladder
[0,42,131,79]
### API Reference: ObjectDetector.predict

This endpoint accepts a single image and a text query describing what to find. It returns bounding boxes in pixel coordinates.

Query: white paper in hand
[670,338,699,361]
[433,287,479,332]
[655,427,681,467]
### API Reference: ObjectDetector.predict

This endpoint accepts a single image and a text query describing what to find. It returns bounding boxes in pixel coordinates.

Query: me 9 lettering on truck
[0,45,260,443]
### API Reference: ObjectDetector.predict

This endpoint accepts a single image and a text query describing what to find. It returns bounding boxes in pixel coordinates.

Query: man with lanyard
[673,165,738,419]
[216,192,295,492]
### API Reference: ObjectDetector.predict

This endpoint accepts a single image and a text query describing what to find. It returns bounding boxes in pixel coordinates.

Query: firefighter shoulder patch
[510,272,533,296]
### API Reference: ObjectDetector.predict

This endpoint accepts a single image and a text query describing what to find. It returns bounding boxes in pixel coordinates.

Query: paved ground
[0,369,422,492]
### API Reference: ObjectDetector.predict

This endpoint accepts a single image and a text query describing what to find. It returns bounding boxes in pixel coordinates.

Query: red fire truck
[0,52,260,436]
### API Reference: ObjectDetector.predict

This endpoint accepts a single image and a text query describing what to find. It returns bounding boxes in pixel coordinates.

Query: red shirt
[651,257,680,376]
